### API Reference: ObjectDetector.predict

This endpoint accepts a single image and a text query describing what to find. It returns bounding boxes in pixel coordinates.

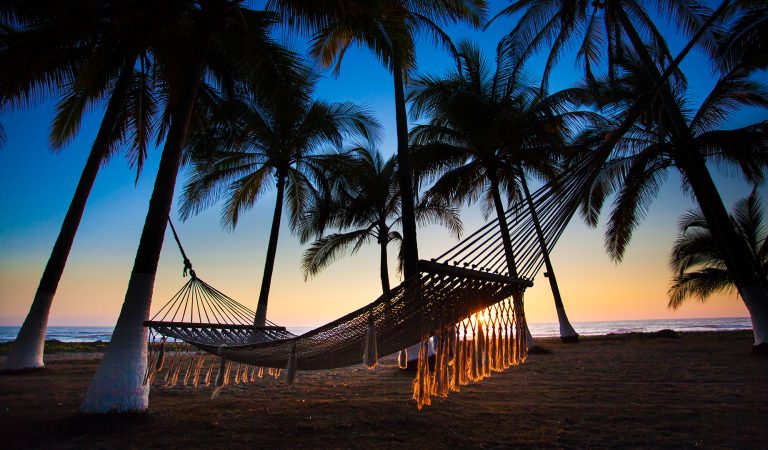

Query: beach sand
[1,331,766,449]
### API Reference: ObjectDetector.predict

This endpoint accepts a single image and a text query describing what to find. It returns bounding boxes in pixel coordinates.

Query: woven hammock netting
[145,153,602,408]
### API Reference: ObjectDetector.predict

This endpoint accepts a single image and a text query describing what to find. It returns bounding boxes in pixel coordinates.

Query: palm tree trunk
[489,174,538,349]
[488,174,517,276]
[3,66,133,371]
[392,63,419,279]
[254,173,286,326]
[80,49,210,414]
[378,220,390,294]
[617,9,768,347]
[518,170,578,343]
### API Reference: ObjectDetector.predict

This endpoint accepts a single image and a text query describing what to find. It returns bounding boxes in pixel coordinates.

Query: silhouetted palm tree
[409,40,602,342]
[181,70,380,325]
[2,60,159,371]
[73,1,301,413]
[668,190,767,312]
[573,51,768,347]
[299,145,462,294]
[497,0,768,349]
[580,58,768,261]
[269,0,487,280]
[0,2,165,371]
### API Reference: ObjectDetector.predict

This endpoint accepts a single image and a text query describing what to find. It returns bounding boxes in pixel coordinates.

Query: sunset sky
[0,1,765,329]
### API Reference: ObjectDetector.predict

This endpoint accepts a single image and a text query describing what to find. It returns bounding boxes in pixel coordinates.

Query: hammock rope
[145,153,604,408]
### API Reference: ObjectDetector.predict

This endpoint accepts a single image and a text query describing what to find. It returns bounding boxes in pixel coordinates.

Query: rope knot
[183,258,196,279]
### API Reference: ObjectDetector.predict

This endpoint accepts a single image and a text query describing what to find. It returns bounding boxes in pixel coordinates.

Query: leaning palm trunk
[392,63,419,279]
[519,171,578,342]
[617,9,768,347]
[679,154,768,347]
[254,174,286,326]
[80,48,209,413]
[3,68,132,371]
[489,175,539,348]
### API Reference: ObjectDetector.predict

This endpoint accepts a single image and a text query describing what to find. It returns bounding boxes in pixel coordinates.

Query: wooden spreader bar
[144,321,286,331]
[418,260,533,287]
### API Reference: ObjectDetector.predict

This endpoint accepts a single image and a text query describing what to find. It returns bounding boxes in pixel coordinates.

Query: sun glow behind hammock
[144,154,603,408]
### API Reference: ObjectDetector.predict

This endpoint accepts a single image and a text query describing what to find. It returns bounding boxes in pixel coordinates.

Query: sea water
[0,317,752,343]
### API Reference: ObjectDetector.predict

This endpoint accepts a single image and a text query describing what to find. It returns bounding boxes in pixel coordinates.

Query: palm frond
[301,228,374,280]
[606,149,672,261]
[667,267,734,309]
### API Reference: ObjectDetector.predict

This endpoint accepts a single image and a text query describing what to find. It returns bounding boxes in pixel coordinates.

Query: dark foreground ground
[1,331,766,449]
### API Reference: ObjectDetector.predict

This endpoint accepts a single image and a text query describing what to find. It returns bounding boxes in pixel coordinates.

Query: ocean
[0,317,752,343]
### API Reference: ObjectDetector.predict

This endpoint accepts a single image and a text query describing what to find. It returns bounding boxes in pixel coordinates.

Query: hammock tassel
[430,334,442,397]
[363,314,378,369]
[212,346,227,399]
[233,363,241,385]
[143,337,164,386]
[398,348,408,369]
[258,367,264,379]
[274,368,281,379]
[155,338,166,372]
[450,326,461,392]
[489,325,498,372]
[482,323,491,378]
[182,356,194,386]
[204,358,214,386]
[286,341,298,386]
[163,354,176,386]
[193,355,206,387]
[475,320,485,381]
[223,361,232,385]
[434,330,450,398]
[412,336,432,410]
[513,291,528,364]
[459,324,469,386]
[242,364,250,384]
[469,329,478,382]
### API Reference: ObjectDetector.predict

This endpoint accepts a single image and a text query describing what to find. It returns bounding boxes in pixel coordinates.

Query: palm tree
[2,59,157,371]
[576,54,768,346]
[409,40,601,342]
[74,2,301,413]
[268,0,487,280]
[0,2,163,371]
[181,70,380,326]
[496,0,768,349]
[299,145,462,294]
[668,190,767,321]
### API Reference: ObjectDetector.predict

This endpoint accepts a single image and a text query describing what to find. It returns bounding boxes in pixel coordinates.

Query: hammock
[145,153,603,408]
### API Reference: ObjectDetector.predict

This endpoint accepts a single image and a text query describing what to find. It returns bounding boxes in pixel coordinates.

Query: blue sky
[0,0,766,327]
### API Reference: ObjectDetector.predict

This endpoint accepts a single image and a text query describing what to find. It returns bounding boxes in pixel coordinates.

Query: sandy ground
[1,331,766,449]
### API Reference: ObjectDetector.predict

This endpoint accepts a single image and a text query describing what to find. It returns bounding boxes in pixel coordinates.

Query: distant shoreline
[0,317,753,344]
[0,329,756,357]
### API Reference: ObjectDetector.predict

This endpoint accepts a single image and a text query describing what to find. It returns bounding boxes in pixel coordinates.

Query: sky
[0,1,766,328]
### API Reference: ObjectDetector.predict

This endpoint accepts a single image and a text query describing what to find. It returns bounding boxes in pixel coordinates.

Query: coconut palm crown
[575,55,768,262]
[299,145,463,294]
[668,190,768,309]
[269,0,487,280]
[181,69,381,325]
